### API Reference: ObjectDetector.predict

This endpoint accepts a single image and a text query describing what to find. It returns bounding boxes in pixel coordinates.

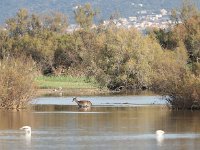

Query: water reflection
[78,107,91,112]
[21,133,31,147]
[0,105,200,150]
[156,134,164,146]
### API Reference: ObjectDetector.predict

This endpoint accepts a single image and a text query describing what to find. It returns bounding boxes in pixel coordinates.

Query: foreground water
[0,96,200,150]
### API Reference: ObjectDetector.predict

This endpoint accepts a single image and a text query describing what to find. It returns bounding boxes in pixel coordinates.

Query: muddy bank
[36,88,156,97]
[36,88,110,97]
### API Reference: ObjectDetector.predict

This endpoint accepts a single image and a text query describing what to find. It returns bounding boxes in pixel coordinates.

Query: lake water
[0,95,200,150]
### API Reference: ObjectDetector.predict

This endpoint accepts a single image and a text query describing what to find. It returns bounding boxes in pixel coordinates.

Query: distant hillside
[0,0,200,24]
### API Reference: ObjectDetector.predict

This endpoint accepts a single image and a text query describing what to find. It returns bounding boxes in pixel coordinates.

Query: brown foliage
[152,47,200,109]
[0,57,36,110]
[164,74,200,110]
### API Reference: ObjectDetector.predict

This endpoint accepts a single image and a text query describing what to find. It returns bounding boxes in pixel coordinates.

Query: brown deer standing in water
[72,97,92,108]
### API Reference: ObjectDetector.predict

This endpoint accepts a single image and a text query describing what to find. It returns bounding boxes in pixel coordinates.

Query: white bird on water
[156,130,165,146]
[156,130,165,136]
[20,126,31,135]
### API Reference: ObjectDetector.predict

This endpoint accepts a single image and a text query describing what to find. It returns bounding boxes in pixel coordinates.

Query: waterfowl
[20,126,31,135]
[156,130,165,136]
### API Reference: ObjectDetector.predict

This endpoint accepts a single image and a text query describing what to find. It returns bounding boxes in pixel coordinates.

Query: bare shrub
[0,57,36,110]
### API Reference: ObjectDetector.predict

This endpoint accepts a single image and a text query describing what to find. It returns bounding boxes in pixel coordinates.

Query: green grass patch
[35,76,99,89]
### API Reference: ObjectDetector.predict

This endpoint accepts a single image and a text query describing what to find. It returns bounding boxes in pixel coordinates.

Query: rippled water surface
[0,96,200,150]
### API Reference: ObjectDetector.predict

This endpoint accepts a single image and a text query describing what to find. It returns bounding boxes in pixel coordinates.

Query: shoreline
[36,88,157,97]
[36,88,110,97]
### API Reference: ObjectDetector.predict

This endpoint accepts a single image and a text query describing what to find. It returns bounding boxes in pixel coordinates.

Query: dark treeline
[0,2,199,109]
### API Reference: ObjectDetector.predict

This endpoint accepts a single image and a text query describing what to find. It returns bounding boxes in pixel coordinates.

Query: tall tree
[74,3,97,29]
[171,0,200,63]
[6,9,29,37]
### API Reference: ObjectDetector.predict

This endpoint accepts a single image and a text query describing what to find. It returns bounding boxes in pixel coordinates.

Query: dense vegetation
[0,1,199,109]
[0,56,36,109]
[150,1,200,109]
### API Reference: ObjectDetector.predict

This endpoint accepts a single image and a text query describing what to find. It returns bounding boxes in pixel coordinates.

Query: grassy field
[35,76,99,89]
